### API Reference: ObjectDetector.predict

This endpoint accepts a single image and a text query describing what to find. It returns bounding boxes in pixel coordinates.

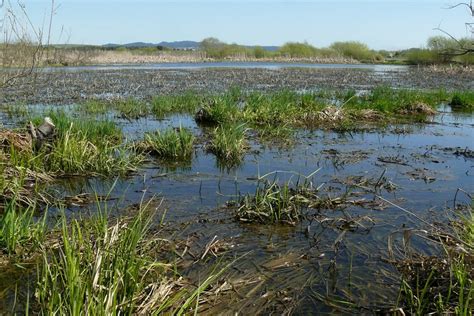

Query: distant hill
[103,41,200,49]
[102,41,279,51]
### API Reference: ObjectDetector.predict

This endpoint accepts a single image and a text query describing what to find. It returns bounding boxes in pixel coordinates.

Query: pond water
[2,102,469,313]
[41,62,409,73]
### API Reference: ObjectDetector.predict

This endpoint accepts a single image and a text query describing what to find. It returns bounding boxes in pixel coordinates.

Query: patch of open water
[41,62,409,73]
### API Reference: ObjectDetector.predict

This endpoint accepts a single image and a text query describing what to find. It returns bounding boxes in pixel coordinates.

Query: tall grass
[79,100,109,115]
[208,123,247,162]
[115,98,149,119]
[20,111,141,176]
[141,127,195,160]
[46,127,141,175]
[237,180,304,224]
[35,198,230,314]
[151,91,203,118]
[450,92,474,111]
[31,110,122,143]
[196,93,241,124]
[36,200,165,314]
[0,198,46,255]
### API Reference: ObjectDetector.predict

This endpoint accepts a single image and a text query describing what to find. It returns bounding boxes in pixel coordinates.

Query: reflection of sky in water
[40,62,409,73]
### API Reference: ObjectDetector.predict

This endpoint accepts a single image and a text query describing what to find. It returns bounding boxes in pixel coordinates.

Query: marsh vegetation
[0,76,473,313]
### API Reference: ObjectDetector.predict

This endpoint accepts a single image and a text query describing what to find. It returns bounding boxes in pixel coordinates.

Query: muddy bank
[1,66,473,105]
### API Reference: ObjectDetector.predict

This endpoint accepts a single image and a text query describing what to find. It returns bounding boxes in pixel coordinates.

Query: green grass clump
[151,91,202,118]
[450,92,474,111]
[1,102,29,119]
[45,127,141,175]
[256,123,295,143]
[31,110,122,143]
[196,95,241,125]
[342,86,441,115]
[237,180,309,224]
[18,111,141,176]
[33,197,234,314]
[115,98,149,119]
[36,201,165,314]
[0,199,46,255]
[80,100,109,115]
[208,123,247,162]
[141,127,194,160]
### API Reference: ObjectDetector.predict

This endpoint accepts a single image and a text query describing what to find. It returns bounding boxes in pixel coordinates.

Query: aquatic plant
[46,127,142,175]
[151,91,203,118]
[31,110,122,143]
[141,127,195,160]
[1,102,29,119]
[195,93,240,124]
[237,180,315,224]
[80,99,109,115]
[0,198,46,255]
[396,202,474,314]
[35,197,232,315]
[256,123,295,143]
[450,92,474,111]
[208,123,247,162]
[115,98,149,119]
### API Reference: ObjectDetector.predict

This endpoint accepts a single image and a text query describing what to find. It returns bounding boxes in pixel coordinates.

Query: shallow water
[1,103,473,313]
[41,62,409,73]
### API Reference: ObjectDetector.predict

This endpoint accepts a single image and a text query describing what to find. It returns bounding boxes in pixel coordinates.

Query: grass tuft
[0,198,46,255]
[116,98,149,119]
[450,92,474,111]
[208,123,247,163]
[141,127,195,160]
[237,180,315,224]
[152,91,203,118]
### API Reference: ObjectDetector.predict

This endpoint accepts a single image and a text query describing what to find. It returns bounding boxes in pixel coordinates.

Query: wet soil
[1,65,473,105]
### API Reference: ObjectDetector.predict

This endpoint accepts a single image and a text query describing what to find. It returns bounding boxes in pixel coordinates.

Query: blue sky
[25,0,472,50]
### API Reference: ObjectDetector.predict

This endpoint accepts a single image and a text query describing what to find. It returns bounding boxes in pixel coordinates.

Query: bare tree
[434,1,473,56]
[0,0,52,88]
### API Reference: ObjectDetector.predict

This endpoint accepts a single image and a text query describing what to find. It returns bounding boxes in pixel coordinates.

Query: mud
[1,65,473,105]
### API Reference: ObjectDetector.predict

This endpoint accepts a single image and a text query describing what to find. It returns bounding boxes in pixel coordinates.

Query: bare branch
[446,1,474,16]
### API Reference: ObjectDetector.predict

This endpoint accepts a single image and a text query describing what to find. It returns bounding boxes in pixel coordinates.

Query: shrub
[330,41,375,61]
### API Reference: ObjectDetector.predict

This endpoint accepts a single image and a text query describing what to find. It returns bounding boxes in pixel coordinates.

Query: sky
[21,0,474,50]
